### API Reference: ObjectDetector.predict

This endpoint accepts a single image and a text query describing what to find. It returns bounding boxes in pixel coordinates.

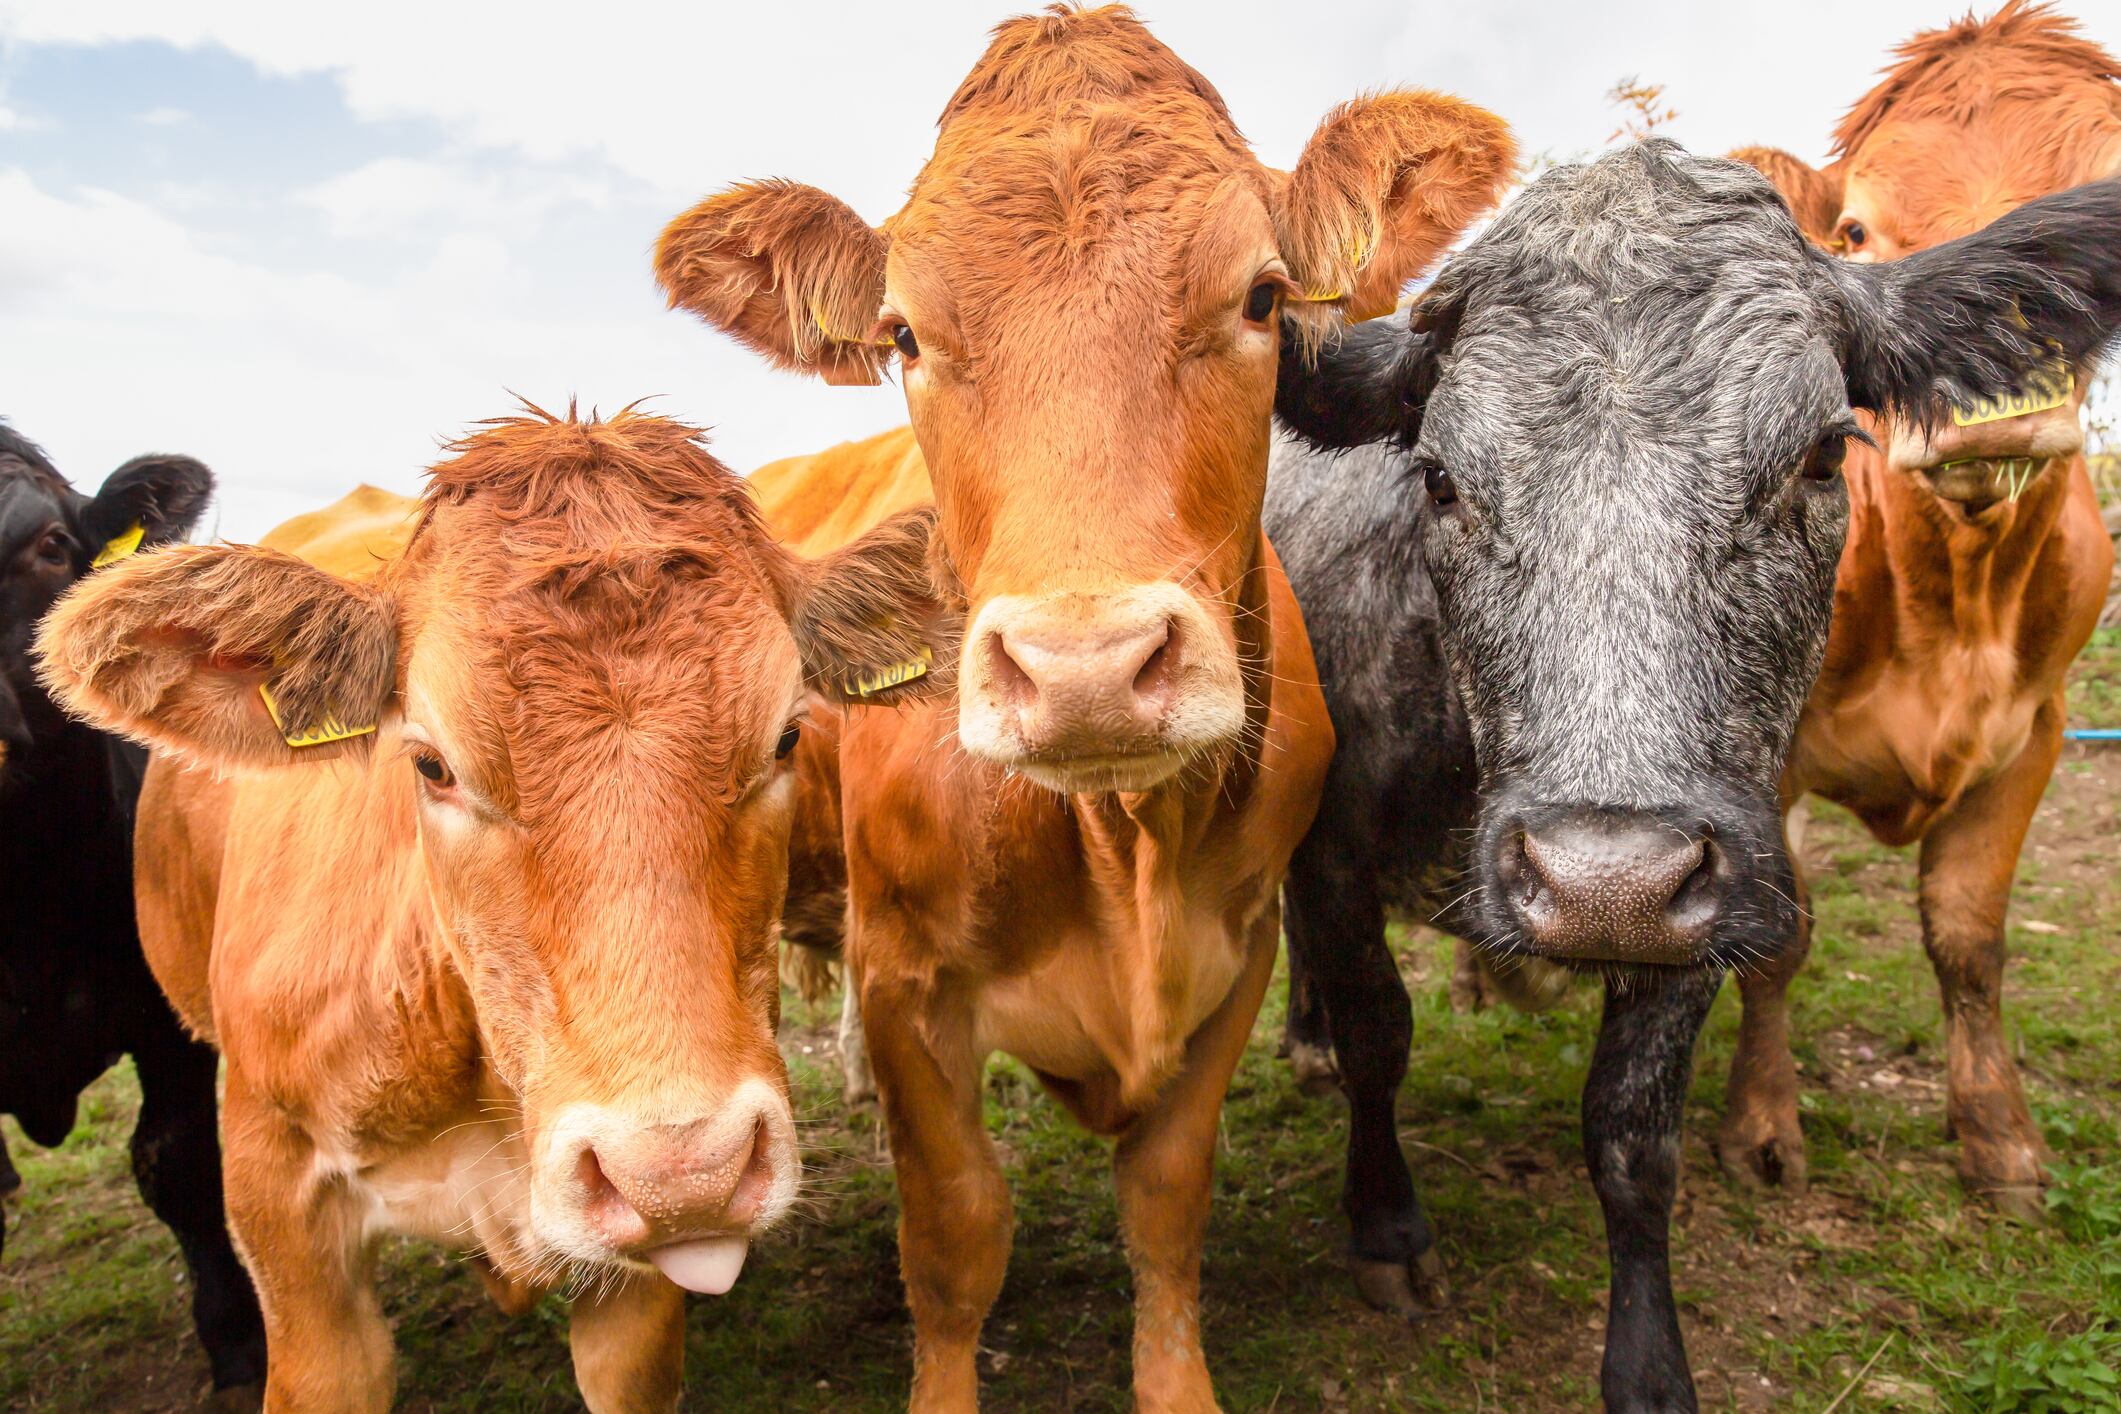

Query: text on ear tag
[258,682,376,749]
[91,523,146,569]
[846,644,933,699]
[1952,359,2073,428]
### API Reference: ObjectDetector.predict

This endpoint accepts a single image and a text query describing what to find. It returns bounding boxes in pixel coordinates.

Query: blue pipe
[2064,728,2121,742]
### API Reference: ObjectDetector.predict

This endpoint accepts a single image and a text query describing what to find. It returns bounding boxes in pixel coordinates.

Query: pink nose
[576,1114,776,1250]
[983,609,1180,756]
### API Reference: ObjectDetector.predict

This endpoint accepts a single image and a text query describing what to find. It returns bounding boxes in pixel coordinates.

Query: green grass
[5,663,2119,1410]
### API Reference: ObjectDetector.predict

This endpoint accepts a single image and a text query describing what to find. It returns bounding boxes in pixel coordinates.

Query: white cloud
[137,105,190,126]
[298,156,613,241]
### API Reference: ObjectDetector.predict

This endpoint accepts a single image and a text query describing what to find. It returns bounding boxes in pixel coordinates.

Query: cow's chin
[1011,748,1192,795]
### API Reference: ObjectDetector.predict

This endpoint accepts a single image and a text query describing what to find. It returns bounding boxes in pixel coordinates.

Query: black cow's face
[1276,144,2121,976]
[0,425,213,770]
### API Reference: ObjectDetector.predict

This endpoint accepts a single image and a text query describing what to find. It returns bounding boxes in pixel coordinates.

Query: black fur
[0,421,265,1392]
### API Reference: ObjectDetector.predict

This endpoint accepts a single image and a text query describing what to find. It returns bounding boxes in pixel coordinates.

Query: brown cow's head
[1734,1,2121,517]
[36,407,952,1293]
[657,4,1514,792]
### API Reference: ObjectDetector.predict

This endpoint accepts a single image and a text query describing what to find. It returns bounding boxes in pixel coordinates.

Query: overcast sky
[3,1,2115,539]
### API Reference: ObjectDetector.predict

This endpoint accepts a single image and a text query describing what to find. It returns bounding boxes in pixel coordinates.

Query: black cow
[1267,144,2121,1412]
[1,422,265,1397]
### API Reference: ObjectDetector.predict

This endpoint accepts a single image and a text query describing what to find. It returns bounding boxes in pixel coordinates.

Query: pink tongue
[646,1236,749,1295]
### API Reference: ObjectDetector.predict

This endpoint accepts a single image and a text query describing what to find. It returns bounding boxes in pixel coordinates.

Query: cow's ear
[35,543,397,771]
[1729,146,1844,246]
[655,180,891,387]
[1275,313,1442,452]
[1276,92,1516,321]
[80,454,215,562]
[789,508,962,706]
[1831,176,2121,419]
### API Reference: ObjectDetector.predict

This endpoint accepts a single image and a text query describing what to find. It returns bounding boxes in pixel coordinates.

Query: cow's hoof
[1351,1250,1448,1319]
[203,1382,265,1412]
[1715,1118,1808,1195]
[1975,1182,2048,1226]
[1286,1041,1341,1099]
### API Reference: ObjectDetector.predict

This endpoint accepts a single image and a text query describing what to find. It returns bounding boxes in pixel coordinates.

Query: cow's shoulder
[749,426,930,554]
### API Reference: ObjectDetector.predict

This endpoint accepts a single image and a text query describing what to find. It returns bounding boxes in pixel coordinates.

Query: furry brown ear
[1277,91,1518,321]
[1729,146,1845,247]
[655,179,891,387]
[34,543,398,770]
[790,508,962,705]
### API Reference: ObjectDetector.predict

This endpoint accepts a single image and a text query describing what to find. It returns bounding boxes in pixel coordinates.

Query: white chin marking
[646,1235,749,1296]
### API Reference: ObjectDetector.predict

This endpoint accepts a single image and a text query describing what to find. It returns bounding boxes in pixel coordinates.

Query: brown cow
[35,407,956,1411]
[1727,1,2120,1217]
[656,7,1514,1407]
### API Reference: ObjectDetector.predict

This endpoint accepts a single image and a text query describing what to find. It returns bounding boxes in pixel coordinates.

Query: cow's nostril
[576,1143,650,1246]
[1130,620,1177,704]
[985,629,1037,707]
[726,1118,776,1224]
[1665,831,1727,933]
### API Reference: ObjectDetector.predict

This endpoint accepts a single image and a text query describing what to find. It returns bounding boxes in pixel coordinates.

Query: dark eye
[1242,281,1278,324]
[891,324,919,360]
[1841,221,1866,250]
[776,722,801,759]
[1802,433,1848,482]
[1420,459,1458,507]
[37,532,71,565]
[413,752,455,789]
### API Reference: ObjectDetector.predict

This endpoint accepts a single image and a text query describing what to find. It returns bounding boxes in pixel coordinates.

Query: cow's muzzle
[1888,397,2082,512]
[957,583,1244,793]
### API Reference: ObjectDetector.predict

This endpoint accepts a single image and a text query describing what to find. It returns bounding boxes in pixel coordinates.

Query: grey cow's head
[1277,141,2121,974]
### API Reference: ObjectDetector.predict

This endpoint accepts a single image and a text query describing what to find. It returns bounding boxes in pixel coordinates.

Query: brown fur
[1722,3,2119,1213]
[658,9,1513,1408]
[34,407,957,1411]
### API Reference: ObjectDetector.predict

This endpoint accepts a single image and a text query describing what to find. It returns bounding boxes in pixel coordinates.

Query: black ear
[1832,176,2121,419]
[82,454,216,552]
[1275,313,1442,452]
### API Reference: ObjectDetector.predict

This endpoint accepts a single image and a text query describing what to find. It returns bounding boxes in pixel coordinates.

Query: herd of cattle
[3,3,2119,1410]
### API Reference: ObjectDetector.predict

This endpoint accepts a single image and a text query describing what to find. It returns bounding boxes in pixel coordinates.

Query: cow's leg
[1917,700,2059,1221]
[0,1129,18,1195]
[1114,909,1278,1413]
[839,979,877,1106]
[1283,844,1441,1317]
[1586,968,1718,1414]
[129,1020,268,1395]
[1717,811,1812,1192]
[221,1074,393,1413]
[569,1271,685,1413]
[1277,915,1340,1096]
[864,972,1008,1412]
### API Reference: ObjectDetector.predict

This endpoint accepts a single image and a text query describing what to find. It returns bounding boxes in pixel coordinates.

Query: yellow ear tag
[845,643,932,699]
[258,681,376,749]
[1952,358,2073,428]
[91,523,146,569]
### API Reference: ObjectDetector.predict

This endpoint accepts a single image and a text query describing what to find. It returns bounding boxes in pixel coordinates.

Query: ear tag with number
[258,681,376,749]
[91,523,146,569]
[845,644,932,699]
[1952,358,2073,428]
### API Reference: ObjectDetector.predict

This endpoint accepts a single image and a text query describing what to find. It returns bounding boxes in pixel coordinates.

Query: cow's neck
[1065,533,1273,1109]
[1863,453,2075,647]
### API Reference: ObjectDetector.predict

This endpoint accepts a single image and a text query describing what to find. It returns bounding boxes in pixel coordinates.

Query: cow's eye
[1840,220,1867,251]
[1802,434,1848,482]
[1419,459,1459,507]
[776,722,801,759]
[891,324,919,360]
[36,531,71,565]
[412,751,455,789]
[1242,281,1278,324]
